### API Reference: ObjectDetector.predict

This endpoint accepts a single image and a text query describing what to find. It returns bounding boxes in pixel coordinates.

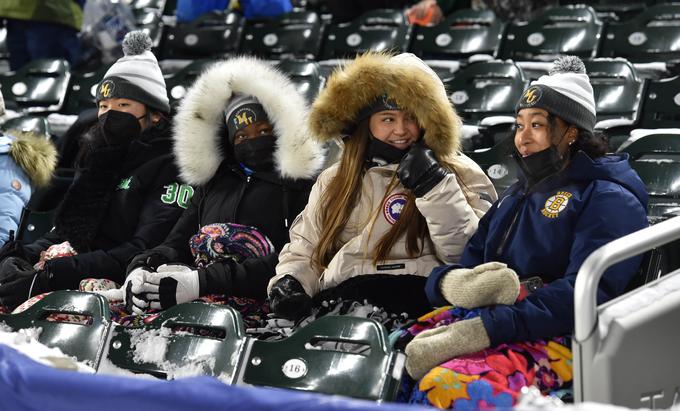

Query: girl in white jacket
[268,52,497,320]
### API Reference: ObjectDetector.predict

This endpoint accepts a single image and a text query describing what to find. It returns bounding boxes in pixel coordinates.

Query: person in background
[268,52,496,322]
[401,56,648,409]
[0,31,185,311]
[0,0,85,70]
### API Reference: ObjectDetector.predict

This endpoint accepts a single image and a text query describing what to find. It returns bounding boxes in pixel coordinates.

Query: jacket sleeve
[479,186,648,346]
[149,187,203,265]
[45,169,186,289]
[415,154,496,264]
[268,171,330,298]
[0,157,31,245]
[199,253,278,299]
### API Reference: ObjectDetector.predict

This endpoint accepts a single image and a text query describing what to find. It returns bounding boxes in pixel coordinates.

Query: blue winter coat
[426,151,649,346]
[0,137,31,245]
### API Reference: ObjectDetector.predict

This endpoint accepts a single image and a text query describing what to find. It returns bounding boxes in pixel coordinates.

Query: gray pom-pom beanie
[96,31,170,113]
[516,55,596,132]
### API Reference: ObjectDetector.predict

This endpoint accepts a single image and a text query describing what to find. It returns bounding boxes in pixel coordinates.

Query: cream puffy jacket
[269,153,496,297]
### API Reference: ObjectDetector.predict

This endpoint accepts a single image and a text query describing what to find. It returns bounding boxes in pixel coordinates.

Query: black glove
[397,142,449,197]
[268,275,312,321]
[0,240,26,261]
[127,250,170,275]
[0,259,51,310]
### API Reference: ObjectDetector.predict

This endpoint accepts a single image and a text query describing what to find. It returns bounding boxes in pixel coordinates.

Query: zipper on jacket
[495,190,528,258]
[282,185,290,228]
[232,173,250,222]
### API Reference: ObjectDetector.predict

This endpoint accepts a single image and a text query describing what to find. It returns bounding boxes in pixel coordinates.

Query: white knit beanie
[96,31,170,113]
[516,56,596,132]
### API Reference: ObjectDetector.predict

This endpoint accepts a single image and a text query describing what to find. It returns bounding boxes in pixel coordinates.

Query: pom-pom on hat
[516,56,596,133]
[96,31,170,113]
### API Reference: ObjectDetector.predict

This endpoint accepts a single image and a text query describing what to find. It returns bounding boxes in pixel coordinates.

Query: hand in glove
[0,240,26,261]
[127,264,200,314]
[123,265,152,314]
[269,275,312,321]
[405,317,490,379]
[0,257,51,310]
[397,141,449,197]
[440,262,520,309]
[127,251,170,274]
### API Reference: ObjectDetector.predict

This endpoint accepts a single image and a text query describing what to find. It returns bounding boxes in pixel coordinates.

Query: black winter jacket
[133,162,314,299]
[22,124,186,289]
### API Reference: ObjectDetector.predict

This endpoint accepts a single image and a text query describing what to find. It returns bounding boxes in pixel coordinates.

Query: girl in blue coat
[401,56,649,408]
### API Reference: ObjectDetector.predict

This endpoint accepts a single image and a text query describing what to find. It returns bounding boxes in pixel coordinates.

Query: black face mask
[365,135,408,167]
[233,135,276,172]
[98,110,143,146]
[513,144,566,185]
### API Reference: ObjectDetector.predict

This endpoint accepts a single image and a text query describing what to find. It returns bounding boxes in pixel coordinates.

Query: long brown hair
[311,120,433,270]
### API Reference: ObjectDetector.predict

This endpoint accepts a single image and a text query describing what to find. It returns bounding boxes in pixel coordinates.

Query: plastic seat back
[320,9,412,60]
[445,60,528,125]
[600,4,680,63]
[0,59,71,112]
[16,207,55,244]
[276,60,324,103]
[465,134,518,194]
[161,11,244,59]
[61,64,111,115]
[585,59,645,123]
[0,291,111,368]
[165,59,218,108]
[240,315,405,401]
[1,115,51,137]
[618,133,680,221]
[410,9,505,59]
[500,5,603,61]
[241,11,324,60]
[106,302,248,381]
[638,75,680,128]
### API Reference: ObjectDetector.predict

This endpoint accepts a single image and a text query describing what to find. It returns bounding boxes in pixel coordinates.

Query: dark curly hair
[547,114,608,159]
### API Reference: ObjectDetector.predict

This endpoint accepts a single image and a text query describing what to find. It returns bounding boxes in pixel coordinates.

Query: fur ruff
[309,52,462,159]
[7,132,57,187]
[173,56,325,185]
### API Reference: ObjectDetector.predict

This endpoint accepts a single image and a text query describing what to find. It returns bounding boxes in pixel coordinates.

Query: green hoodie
[0,0,83,31]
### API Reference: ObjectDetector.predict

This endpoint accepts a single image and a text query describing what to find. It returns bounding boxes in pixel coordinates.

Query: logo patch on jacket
[383,193,407,224]
[117,176,132,190]
[541,191,572,218]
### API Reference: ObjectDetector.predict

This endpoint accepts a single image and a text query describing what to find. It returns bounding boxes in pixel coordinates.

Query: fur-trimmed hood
[173,56,325,185]
[1,131,57,187]
[309,52,462,159]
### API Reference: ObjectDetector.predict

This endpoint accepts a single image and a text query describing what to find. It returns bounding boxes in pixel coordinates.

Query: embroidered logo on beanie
[224,94,269,144]
[99,80,115,99]
[520,86,542,106]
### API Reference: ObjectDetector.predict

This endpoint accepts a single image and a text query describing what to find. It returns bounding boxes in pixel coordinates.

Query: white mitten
[405,317,490,379]
[440,262,520,308]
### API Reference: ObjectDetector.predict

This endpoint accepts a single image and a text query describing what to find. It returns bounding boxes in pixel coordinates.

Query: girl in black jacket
[122,57,325,315]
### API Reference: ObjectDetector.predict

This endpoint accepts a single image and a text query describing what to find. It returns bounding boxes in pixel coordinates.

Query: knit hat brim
[96,77,170,114]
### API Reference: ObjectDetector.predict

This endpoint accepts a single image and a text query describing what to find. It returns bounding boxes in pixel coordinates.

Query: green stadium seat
[445,60,528,126]
[320,9,412,60]
[466,134,518,194]
[15,207,55,244]
[0,291,111,368]
[276,60,324,103]
[164,59,218,108]
[588,59,645,124]
[240,315,405,401]
[0,59,71,112]
[241,11,324,60]
[106,302,248,381]
[499,5,603,61]
[410,9,505,60]
[618,132,680,222]
[1,115,51,137]
[600,4,680,63]
[134,8,165,48]
[161,11,244,59]
[61,64,111,115]
[638,75,680,128]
